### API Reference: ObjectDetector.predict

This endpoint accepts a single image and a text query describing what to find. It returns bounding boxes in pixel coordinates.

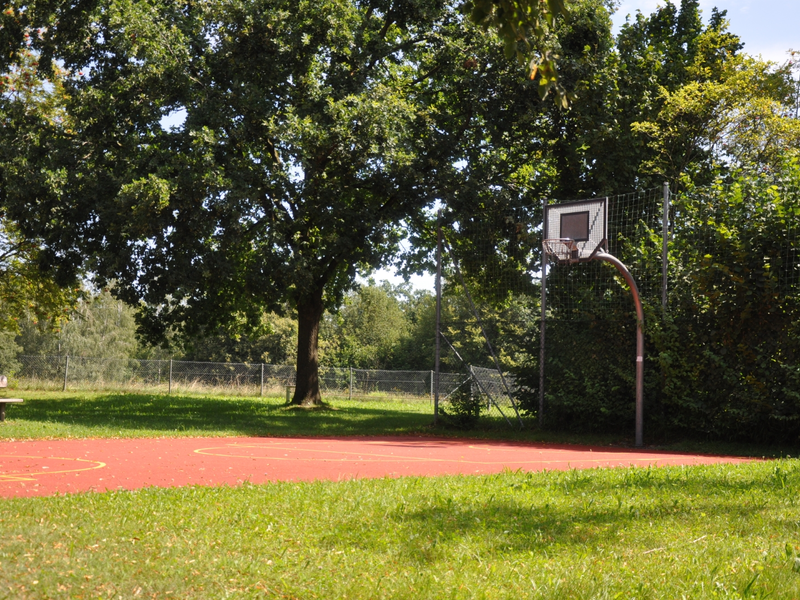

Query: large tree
[3,0,546,405]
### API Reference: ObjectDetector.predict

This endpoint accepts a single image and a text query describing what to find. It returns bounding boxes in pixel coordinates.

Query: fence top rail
[470,366,510,375]
[19,356,294,369]
[17,355,465,380]
[353,369,436,376]
[171,360,291,369]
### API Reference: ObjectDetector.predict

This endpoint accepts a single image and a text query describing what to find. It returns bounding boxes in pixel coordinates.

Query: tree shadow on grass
[343,465,797,563]
[6,393,435,438]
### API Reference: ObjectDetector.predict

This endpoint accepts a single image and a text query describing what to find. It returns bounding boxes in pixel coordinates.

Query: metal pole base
[594,252,645,447]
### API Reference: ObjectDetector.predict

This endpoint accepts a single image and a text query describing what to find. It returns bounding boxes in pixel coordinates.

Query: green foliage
[0,217,79,339]
[391,292,439,370]
[610,3,797,186]
[518,314,644,434]
[17,289,141,359]
[0,329,22,374]
[401,4,612,295]
[631,56,800,180]
[516,161,800,444]
[440,381,483,428]
[177,282,436,369]
[0,40,81,368]
[439,287,535,372]
[464,0,570,102]
[180,312,298,365]
[59,291,140,358]
[652,161,800,441]
[323,282,409,369]
[528,0,791,197]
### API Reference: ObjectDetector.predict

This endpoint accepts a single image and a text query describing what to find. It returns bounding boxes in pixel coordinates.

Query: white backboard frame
[544,197,608,262]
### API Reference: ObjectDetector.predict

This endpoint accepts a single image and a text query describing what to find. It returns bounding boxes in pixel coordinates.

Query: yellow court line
[194,444,436,463]
[0,475,38,482]
[363,441,454,446]
[192,444,705,467]
[0,455,106,483]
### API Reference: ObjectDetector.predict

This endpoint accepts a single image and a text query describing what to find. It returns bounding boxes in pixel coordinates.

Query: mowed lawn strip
[1,460,799,599]
[0,390,629,446]
[0,391,792,457]
[0,391,437,441]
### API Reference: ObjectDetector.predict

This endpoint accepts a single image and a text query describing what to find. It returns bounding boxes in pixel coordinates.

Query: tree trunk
[292,287,325,406]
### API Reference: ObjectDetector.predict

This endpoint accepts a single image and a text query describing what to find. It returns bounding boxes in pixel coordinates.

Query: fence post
[662,181,670,313]
[434,209,442,425]
[169,359,173,394]
[539,196,548,428]
[63,355,69,392]
[430,370,434,403]
[260,363,265,397]
[349,367,353,400]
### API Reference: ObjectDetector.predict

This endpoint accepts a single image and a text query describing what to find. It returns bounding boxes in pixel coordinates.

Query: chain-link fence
[13,355,482,402]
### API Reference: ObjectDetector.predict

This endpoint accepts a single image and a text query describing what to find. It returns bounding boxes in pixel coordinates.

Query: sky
[613,0,798,64]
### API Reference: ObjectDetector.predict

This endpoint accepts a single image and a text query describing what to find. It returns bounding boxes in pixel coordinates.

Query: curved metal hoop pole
[593,251,645,447]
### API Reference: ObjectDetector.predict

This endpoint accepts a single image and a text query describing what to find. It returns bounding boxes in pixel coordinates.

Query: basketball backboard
[543,197,607,264]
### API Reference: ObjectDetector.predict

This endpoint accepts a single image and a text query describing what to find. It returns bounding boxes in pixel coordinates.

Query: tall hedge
[656,161,800,442]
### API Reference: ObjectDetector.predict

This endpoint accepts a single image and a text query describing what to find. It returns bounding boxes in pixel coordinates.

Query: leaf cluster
[464,0,569,102]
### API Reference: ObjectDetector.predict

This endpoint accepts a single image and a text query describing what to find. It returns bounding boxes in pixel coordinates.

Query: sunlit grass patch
[2,460,799,598]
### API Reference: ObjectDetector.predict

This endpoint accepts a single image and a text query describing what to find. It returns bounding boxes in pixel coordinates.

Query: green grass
[2,460,800,598]
[1,391,796,457]
[0,390,439,440]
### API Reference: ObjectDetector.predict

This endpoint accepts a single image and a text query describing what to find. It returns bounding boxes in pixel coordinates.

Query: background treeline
[0,277,529,376]
[0,282,482,372]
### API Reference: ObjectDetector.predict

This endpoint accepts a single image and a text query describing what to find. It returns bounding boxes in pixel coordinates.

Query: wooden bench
[0,398,23,422]
[0,375,23,421]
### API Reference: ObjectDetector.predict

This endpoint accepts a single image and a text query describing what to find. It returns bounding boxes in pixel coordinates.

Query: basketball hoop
[540,195,644,447]
[543,238,580,265]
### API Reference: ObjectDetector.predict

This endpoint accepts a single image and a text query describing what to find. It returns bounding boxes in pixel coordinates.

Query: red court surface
[0,436,753,498]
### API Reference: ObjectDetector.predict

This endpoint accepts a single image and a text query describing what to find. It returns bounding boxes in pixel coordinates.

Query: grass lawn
[1,460,799,598]
[0,390,440,441]
[0,390,792,457]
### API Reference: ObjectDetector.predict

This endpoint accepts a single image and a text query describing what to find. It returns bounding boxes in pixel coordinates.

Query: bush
[440,384,483,429]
